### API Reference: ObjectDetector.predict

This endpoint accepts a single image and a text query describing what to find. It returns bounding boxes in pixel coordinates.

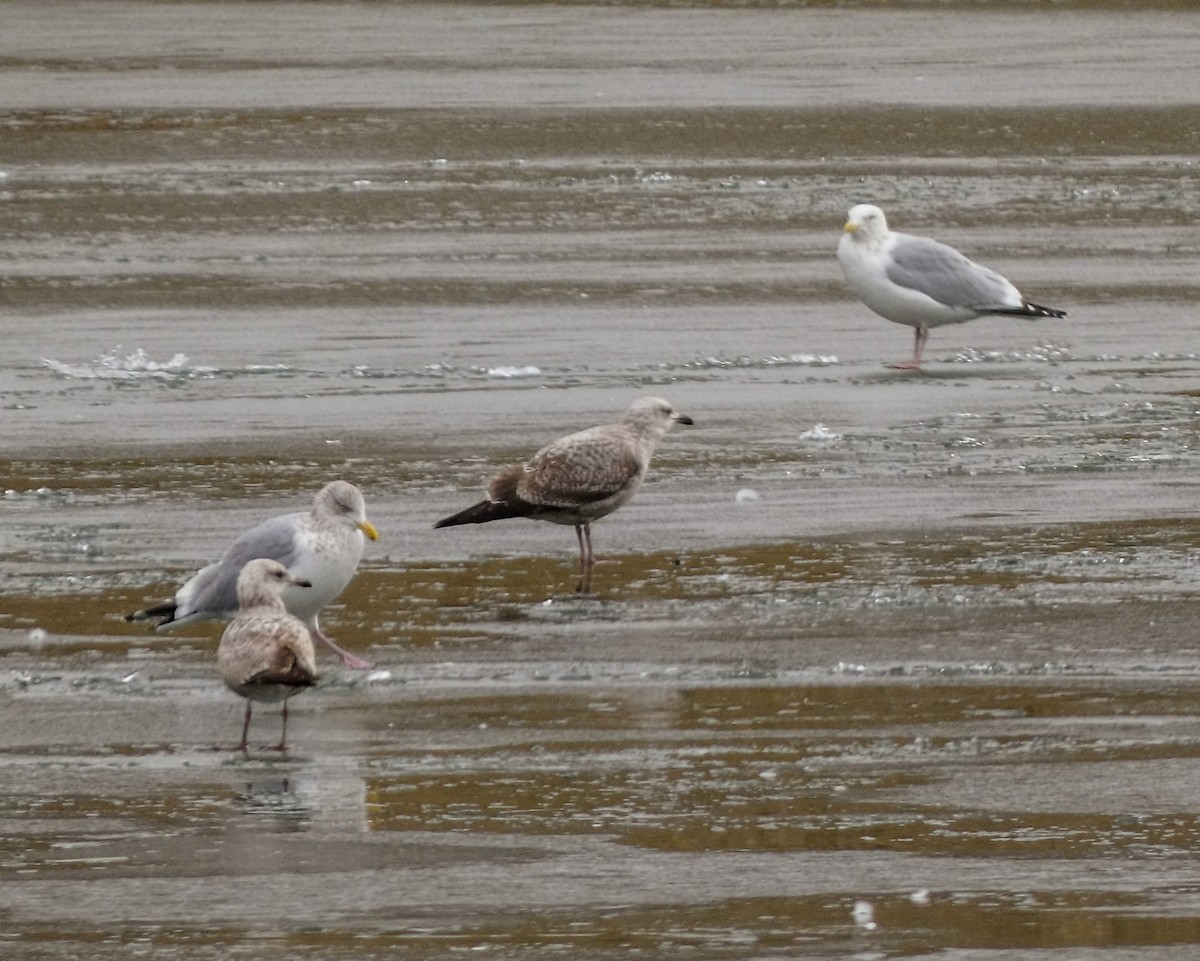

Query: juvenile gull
[837,203,1066,369]
[434,396,693,592]
[218,558,318,753]
[127,480,379,669]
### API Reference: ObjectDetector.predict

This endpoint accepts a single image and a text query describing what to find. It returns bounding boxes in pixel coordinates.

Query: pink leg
[267,700,289,752]
[582,523,595,568]
[310,619,373,670]
[237,701,252,753]
[889,326,928,370]
[575,523,595,594]
[574,524,587,571]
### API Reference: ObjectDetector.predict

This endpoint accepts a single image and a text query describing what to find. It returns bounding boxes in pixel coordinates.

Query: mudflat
[3,2,1200,958]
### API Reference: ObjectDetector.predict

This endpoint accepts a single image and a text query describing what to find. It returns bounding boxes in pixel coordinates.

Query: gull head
[623,396,694,436]
[236,557,312,609]
[843,203,890,243]
[318,480,380,541]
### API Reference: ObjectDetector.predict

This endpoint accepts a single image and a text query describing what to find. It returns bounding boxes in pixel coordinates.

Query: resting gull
[127,480,379,669]
[218,558,318,753]
[434,396,693,592]
[837,203,1066,369]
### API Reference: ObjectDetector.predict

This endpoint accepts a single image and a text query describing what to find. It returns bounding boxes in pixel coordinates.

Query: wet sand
[4,1,1200,958]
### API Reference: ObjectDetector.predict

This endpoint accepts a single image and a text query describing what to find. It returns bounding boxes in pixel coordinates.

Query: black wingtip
[1024,301,1066,319]
[125,602,177,626]
[987,302,1066,321]
[432,514,461,529]
[435,499,526,528]
[434,501,492,528]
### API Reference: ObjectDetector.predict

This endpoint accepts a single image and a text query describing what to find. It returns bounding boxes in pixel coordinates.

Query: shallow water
[4,1,1200,958]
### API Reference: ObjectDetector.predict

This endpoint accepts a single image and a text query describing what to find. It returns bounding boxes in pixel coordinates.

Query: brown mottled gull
[838,203,1066,369]
[127,480,379,669]
[218,558,318,753]
[434,396,693,591]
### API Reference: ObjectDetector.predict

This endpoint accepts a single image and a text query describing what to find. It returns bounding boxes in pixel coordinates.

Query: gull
[218,558,318,753]
[837,203,1066,369]
[434,396,693,592]
[127,480,379,669]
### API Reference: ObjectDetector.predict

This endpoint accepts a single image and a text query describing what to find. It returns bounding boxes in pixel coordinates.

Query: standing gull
[837,203,1066,369]
[127,480,379,669]
[218,558,318,753]
[434,396,694,592]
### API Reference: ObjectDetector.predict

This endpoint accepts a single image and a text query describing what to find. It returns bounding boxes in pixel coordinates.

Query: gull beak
[843,221,858,233]
[290,575,313,589]
[674,412,695,426]
[358,520,380,541]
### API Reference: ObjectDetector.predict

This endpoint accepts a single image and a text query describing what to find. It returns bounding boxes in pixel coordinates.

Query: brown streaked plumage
[434,396,693,592]
[127,480,379,670]
[218,558,319,753]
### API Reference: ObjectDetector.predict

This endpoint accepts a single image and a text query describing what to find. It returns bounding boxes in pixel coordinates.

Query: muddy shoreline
[6,2,1200,958]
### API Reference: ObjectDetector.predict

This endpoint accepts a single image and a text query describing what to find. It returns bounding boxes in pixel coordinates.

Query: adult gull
[217,558,318,753]
[434,396,693,592]
[837,203,1066,369]
[127,480,379,669]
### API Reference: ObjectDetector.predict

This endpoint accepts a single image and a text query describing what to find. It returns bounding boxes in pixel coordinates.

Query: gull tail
[246,662,319,690]
[434,500,526,528]
[125,601,178,627]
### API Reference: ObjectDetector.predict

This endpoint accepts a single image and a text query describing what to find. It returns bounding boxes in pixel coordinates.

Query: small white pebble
[735,487,761,504]
[910,888,931,905]
[121,672,139,684]
[27,628,48,644]
[366,669,392,683]
[852,900,876,928]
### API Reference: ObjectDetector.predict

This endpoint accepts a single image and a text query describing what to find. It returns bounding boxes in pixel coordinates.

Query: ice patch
[767,352,839,366]
[487,365,541,379]
[682,353,838,371]
[800,423,842,444]
[41,347,215,381]
[953,342,1073,364]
